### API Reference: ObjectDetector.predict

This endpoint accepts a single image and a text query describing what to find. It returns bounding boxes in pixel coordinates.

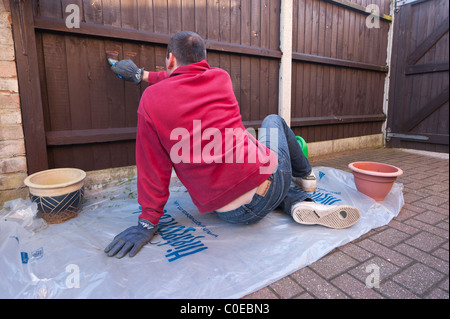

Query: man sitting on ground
[104,31,361,259]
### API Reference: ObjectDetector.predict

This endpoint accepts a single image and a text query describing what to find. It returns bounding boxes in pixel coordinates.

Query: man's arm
[143,70,149,83]
[143,69,169,84]
[104,96,172,258]
[110,59,168,85]
[135,106,173,225]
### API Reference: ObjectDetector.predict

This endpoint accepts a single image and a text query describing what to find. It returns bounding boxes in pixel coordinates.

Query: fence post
[382,0,396,145]
[279,0,293,126]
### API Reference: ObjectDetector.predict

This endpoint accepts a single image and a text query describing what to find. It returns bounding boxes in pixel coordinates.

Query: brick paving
[243,147,449,299]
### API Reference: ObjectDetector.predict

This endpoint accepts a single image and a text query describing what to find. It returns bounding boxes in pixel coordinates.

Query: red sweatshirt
[137,60,277,225]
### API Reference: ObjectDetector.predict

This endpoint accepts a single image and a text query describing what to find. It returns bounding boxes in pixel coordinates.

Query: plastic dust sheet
[0,167,404,299]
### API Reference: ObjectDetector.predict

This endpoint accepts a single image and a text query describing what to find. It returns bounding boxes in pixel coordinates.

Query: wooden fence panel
[22,0,282,172]
[11,0,393,173]
[291,0,391,142]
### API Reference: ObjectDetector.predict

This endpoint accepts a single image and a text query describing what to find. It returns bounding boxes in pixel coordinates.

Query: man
[104,31,360,259]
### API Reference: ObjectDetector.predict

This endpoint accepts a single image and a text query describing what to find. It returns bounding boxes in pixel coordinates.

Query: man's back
[136,60,277,225]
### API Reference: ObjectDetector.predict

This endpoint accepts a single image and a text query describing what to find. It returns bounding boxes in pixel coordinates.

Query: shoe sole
[292,205,361,229]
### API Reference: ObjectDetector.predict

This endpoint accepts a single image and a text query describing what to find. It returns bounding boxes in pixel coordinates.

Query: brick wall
[0,0,28,207]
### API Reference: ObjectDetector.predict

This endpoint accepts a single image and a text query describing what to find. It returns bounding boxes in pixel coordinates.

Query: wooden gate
[387,0,449,153]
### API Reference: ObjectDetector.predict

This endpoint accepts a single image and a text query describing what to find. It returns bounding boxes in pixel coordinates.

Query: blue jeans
[215,114,312,224]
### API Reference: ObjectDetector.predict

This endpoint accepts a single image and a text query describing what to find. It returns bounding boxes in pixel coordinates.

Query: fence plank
[9,0,48,173]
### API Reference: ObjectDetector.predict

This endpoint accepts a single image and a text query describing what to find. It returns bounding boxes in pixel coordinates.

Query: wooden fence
[10,0,392,173]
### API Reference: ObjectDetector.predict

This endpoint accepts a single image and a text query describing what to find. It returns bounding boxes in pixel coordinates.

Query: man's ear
[167,53,176,71]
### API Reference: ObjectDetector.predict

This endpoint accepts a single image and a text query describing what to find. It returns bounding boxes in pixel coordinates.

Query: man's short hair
[167,31,207,66]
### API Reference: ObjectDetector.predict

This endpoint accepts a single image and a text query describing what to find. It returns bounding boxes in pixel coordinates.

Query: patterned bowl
[24,168,86,223]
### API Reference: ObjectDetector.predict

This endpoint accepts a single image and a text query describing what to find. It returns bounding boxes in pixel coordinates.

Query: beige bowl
[24,168,86,223]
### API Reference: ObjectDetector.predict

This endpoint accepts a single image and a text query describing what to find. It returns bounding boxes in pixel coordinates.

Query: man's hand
[110,59,144,85]
[104,219,157,258]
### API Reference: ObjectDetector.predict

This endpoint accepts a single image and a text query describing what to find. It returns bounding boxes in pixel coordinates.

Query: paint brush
[106,50,119,66]
[106,50,122,79]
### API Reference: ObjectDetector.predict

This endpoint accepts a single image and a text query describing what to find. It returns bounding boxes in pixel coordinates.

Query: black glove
[104,219,157,258]
[110,59,144,85]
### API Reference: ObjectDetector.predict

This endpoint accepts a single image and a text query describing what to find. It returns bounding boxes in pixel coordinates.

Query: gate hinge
[386,129,430,142]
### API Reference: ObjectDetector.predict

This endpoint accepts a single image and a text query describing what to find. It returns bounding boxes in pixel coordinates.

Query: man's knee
[263,114,282,123]
[262,114,286,127]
